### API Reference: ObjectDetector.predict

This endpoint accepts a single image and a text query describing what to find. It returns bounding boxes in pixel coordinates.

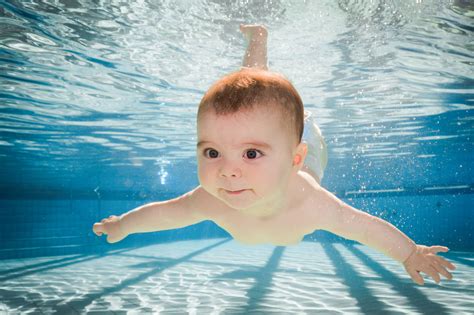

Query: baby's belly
[213,213,311,246]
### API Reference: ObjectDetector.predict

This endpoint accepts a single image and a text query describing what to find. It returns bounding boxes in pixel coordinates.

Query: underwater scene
[0,0,473,313]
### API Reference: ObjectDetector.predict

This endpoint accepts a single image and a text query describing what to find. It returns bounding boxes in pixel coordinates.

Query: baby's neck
[239,183,297,220]
[231,172,307,219]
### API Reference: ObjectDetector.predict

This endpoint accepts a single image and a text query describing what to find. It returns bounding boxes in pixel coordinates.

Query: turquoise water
[0,0,473,313]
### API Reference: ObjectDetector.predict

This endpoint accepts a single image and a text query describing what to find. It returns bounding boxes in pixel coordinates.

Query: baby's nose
[219,161,242,178]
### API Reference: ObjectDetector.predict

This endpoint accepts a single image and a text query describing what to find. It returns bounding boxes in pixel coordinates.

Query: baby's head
[198,69,304,145]
[196,69,308,213]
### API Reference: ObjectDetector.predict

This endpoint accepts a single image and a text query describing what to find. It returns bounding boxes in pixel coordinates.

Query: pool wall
[1,189,471,260]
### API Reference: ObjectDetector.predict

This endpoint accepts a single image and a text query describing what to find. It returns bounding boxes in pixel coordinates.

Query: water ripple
[0,0,472,191]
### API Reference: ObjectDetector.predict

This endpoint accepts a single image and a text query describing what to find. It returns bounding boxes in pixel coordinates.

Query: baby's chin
[220,196,257,211]
[201,185,268,212]
[216,190,260,211]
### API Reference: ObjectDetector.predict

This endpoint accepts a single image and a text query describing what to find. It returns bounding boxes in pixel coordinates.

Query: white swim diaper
[302,110,328,181]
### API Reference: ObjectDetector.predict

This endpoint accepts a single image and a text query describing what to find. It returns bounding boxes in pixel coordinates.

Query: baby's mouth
[223,189,248,195]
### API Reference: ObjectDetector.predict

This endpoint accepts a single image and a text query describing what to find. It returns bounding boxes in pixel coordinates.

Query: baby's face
[197,106,300,213]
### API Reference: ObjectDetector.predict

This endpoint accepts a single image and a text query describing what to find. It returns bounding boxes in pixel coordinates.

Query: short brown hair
[197,69,304,143]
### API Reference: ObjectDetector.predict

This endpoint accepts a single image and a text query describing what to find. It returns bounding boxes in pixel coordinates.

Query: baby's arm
[312,187,456,285]
[93,186,209,243]
[240,24,268,70]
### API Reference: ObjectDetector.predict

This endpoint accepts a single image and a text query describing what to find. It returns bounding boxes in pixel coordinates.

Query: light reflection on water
[0,0,472,192]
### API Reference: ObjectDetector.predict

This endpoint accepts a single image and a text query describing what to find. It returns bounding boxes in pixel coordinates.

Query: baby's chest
[215,214,310,246]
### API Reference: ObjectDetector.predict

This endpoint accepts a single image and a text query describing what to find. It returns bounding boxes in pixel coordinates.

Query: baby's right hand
[93,215,127,243]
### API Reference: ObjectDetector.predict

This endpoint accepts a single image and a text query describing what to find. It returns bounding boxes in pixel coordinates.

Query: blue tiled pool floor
[1,239,472,314]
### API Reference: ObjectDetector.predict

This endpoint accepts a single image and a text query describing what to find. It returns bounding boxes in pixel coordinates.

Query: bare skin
[240,24,268,70]
[93,25,456,286]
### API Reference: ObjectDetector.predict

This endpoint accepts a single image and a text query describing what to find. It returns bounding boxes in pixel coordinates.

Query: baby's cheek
[251,165,278,189]
[197,164,214,187]
[264,164,290,188]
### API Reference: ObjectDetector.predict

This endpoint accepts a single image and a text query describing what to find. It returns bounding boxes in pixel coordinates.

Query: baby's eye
[244,149,263,160]
[204,148,220,159]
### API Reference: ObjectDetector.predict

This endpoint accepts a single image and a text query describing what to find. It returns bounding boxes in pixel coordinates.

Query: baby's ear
[293,142,308,167]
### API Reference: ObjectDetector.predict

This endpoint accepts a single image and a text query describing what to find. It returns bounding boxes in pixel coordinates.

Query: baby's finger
[93,223,104,236]
[424,265,441,284]
[407,268,424,285]
[430,246,449,253]
[435,256,456,271]
[432,261,453,280]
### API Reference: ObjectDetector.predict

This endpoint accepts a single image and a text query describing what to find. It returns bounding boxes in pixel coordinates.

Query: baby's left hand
[403,245,456,285]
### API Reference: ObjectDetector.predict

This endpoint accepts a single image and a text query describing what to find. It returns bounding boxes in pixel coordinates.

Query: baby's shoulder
[295,170,323,197]
[293,172,333,215]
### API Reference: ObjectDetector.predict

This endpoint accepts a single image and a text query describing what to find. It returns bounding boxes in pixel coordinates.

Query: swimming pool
[1,0,473,313]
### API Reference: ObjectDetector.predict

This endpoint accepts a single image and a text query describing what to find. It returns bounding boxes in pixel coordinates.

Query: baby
[93,25,455,286]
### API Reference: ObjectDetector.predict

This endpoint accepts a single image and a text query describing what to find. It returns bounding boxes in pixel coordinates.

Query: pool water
[0,0,473,313]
